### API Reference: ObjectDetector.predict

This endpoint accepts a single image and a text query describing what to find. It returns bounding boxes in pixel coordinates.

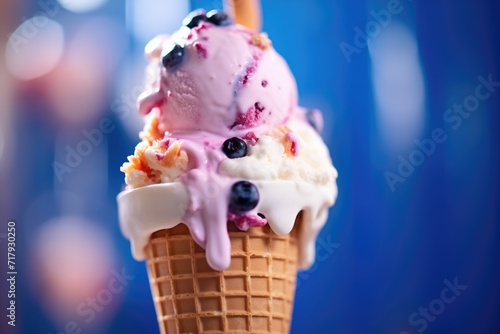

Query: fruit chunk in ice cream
[118,9,338,271]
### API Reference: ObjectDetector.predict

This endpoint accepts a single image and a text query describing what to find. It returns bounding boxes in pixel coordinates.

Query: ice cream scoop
[137,10,298,137]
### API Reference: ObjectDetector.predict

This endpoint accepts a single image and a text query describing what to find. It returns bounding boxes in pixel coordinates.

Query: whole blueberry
[222,137,247,159]
[206,10,233,26]
[162,44,185,70]
[183,10,207,29]
[229,181,259,212]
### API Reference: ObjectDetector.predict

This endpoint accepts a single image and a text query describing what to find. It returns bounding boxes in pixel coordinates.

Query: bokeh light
[45,17,124,126]
[57,0,108,13]
[127,0,190,43]
[5,17,64,80]
[369,22,426,153]
[30,216,117,326]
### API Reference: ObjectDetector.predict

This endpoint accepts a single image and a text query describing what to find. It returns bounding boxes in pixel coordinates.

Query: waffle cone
[145,221,299,334]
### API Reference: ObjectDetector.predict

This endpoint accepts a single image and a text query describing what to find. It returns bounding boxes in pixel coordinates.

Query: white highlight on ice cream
[118,180,336,269]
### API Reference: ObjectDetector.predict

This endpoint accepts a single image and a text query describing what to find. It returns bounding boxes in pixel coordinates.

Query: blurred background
[0,0,498,333]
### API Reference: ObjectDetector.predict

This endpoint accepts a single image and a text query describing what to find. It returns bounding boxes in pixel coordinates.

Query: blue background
[1,0,498,333]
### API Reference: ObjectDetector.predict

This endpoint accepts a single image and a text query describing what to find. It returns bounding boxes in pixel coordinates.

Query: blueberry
[229,181,259,212]
[206,10,233,26]
[306,109,323,133]
[162,44,185,70]
[222,137,247,159]
[183,9,207,29]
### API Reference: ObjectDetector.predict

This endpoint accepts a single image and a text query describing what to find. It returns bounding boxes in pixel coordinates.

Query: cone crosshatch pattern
[146,221,299,333]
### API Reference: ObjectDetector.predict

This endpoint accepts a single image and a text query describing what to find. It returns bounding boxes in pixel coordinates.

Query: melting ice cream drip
[176,138,232,270]
[176,134,271,270]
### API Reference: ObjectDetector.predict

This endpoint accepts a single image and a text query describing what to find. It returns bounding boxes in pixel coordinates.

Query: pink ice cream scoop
[138,10,299,137]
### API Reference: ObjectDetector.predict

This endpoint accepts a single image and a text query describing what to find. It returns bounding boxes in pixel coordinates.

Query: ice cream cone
[118,5,338,332]
[145,221,299,333]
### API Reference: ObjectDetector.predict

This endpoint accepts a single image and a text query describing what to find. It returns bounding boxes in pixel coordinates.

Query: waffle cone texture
[146,221,299,334]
